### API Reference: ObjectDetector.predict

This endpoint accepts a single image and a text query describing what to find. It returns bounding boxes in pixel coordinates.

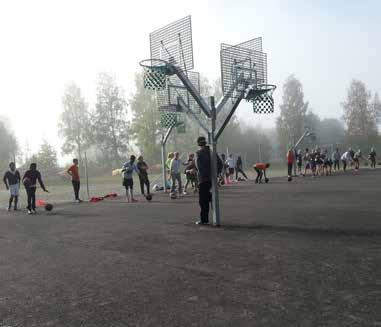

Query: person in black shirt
[195,136,211,225]
[22,163,48,214]
[3,162,21,211]
[369,148,377,168]
[137,156,150,196]
[235,156,248,180]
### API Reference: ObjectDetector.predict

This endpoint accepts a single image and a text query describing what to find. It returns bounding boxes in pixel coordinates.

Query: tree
[35,139,58,170]
[342,80,377,137]
[372,92,381,126]
[0,120,18,169]
[129,73,162,163]
[276,75,309,156]
[317,118,345,146]
[93,73,129,166]
[58,83,91,162]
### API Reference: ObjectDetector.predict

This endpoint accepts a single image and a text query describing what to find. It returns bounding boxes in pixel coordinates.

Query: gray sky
[0,0,380,158]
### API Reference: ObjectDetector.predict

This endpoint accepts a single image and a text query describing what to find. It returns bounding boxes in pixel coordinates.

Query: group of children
[292,147,377,179]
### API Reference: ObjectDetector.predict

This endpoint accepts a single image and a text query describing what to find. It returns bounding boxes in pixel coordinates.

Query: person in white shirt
[225,154,235,183]
[170,152,182,195]
[341,151,352,172]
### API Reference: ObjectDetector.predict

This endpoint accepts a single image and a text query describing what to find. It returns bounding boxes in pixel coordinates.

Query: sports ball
[45,203,53,211]
[170,192,177,199]
[265,178,269,183]
[288,176,292,182]
[145,194,153,201]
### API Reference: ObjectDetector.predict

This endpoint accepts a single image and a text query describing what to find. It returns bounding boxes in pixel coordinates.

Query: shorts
[9,183,20,196]
[123,178,133,189]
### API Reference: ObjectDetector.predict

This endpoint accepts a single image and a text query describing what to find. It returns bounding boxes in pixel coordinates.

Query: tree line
[1,73,380,172]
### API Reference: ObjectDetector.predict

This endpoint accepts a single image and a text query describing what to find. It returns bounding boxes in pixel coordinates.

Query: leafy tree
[372,92,381,125]
[0,120,18,169]
[34,139,58,170]
[317,118,345,146]
[276,75,309,155]
[129,73,161,163]
[93,73,129,166]
[342,80,377,137]
[58,83,91,162]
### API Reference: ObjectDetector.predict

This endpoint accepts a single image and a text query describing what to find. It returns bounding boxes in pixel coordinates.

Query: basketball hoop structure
[140,15,276,226]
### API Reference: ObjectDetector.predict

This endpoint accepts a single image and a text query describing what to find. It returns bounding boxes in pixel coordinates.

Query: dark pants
[139,175,150,195]
[334,160,340,170]
[254,167,263,183]
[9,195,18,209]
[371,159,376,168]
[26,187,36,210]
[72,180,80,200]
[199,181,211,223]
[287,163,293,177]
[235,168,248,180]
[342,160,347,171]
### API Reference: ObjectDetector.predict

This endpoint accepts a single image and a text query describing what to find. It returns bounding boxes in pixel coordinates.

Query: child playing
[253,162,270,184]
[3,162,21,211]
[122,155,139,202]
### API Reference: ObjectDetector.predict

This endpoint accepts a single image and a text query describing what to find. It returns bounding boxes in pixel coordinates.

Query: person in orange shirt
[67,158,82,203]
[253,162,270,183]
[286,148,295,181]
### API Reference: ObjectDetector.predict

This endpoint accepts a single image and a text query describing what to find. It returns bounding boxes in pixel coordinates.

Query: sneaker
[28,210,32,215]
[76,199,83,203]
[14,207,18,211]
[131,198,138,203]
[31,209,36,214]
[183,191,187,195]
[7,207,11,212]
[195,220,209,225]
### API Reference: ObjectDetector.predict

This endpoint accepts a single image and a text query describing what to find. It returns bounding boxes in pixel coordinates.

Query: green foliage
[93,73,129,166]
[129,72,162,163]
[30,139,58,170]
[342,80,377,137]
[276,75,309,155]
[58,83,91,162]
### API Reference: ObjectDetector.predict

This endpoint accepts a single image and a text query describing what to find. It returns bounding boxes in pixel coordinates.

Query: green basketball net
[160,112,178,128]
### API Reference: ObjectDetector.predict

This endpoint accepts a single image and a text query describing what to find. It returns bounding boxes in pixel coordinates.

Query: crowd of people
[287,147,377,181]
[2,141,378,223]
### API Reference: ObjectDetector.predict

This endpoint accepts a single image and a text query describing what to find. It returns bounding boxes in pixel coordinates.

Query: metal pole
[258,143,262,162]
[84,151,90,199]
[210,97,220,226]
[161,136,167,193]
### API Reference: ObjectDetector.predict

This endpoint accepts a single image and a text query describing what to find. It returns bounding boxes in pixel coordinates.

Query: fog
[0,0,380,160]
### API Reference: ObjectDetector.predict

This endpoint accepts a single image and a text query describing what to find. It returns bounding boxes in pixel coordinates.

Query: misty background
[1,0,380,175]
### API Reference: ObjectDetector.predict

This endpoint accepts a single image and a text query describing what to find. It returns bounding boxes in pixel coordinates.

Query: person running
[253,162,270,184]
[195,136,211,225]
[296,149,303,175]
[332,148,341,171]
[225,154,235,183]
[286,147,294,181]
[235,155,248,180]
[136,155,150,196]
[122,155,139,203]
[341,151,352,172]
[3,162,21,211]
[170,152,182,196]
[183,153,197,194]
[67,158,82,202]
[369,148,377,168]
[22,163,48,215]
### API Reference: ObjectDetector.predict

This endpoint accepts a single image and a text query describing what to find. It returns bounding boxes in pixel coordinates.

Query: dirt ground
[0,169,380,326]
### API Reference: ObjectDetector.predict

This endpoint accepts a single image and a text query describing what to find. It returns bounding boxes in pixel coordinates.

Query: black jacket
[196,146,211,183]
[3,170,21,187]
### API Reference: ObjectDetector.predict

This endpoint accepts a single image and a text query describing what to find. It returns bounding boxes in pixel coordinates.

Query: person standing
[170,152,182,195]
[3,162,21,211]
[225,154,235,183]
[235,155,248,180]
[22,163,48,215]
[332,148,341,171]
[341,151,352,172]
[67,158,82,202]
[183,153,197,194]
[195,136,211,225]
[122,155,139,203]
[287,147,295,181]
[369,148,377,168]
[296,149,303,175]
[165,152,174,190]
[137,155,150,196]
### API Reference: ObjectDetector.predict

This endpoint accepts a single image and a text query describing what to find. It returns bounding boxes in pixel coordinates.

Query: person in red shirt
[253,162,270,183]
[287,148,295,181]
[67,158,82,202]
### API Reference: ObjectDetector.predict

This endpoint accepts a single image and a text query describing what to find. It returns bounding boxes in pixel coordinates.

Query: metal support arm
[177,98,209,135]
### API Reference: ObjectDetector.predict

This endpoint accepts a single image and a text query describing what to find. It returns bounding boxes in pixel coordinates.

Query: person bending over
[253,162,270,184]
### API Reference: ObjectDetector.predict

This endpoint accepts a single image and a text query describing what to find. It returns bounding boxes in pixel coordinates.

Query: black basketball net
[252,93,274,114]
[160,112,178,128]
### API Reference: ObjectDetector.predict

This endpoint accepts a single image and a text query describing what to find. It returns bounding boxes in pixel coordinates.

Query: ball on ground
[288,176,292,182]
[145,194,153,201]
[265,178,269,183]
[45,203,53,211]
[170,192,177,199]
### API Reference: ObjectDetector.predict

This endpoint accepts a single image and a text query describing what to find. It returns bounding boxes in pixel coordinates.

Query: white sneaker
[28,210,32,215]
[183,191,187,195]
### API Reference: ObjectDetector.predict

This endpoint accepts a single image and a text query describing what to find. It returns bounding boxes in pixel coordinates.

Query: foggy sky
[0,0,380,160]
